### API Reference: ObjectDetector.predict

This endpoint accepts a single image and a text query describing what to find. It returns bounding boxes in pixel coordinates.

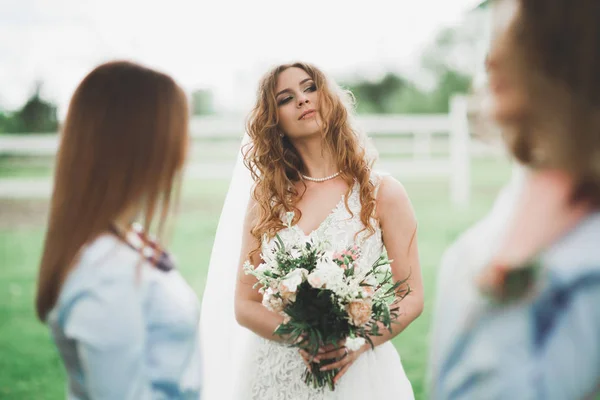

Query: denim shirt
[47,234,202,399]
[430,210,600,400]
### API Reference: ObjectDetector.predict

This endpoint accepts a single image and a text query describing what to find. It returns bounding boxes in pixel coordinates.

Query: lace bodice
[247,175,385,399]
[265,177,385,271]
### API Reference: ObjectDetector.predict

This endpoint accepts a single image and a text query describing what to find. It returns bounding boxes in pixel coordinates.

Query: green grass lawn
[0,155,54,179]
[0,158,512,399]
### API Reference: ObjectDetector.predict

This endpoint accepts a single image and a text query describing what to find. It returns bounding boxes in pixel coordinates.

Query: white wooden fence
[0,95,474,206]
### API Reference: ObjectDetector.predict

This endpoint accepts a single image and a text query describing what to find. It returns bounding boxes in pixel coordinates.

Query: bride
[200,62,422,399]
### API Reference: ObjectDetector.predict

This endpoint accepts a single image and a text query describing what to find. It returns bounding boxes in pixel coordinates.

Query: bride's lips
[299,109,317,120]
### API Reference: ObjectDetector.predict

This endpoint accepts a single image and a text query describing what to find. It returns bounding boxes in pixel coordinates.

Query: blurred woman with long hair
[36,61,202,399]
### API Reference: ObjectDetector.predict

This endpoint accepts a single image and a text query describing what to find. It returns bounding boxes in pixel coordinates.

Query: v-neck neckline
[292,183,356,237]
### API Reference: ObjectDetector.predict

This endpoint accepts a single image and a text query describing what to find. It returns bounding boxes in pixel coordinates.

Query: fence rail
[0,96,480,206]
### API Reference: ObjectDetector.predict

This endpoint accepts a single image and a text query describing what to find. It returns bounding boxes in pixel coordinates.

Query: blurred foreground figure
[35,61,202,399]
[430,0,600,398]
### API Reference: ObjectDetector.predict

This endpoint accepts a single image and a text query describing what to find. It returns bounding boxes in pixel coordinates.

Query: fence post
[449,95,470,207]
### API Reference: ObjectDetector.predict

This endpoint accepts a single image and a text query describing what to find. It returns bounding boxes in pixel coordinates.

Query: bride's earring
[279,132,284,138]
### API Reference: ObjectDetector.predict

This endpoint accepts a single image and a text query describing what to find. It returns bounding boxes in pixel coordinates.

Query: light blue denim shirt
[431,211,600,400]
[47,234,202,399]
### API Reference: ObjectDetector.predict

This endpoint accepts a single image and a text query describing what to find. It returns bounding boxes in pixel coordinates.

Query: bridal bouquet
[244,212,410,390]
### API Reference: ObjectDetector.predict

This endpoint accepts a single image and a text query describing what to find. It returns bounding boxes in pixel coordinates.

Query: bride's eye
[304,84,317,93]
[277,96,293,106]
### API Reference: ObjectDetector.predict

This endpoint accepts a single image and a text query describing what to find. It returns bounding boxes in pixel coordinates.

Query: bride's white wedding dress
[233,174,414,399]
[199,139,413,399]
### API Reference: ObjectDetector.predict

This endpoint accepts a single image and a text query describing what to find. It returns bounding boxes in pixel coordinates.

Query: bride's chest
[270,190,384,265]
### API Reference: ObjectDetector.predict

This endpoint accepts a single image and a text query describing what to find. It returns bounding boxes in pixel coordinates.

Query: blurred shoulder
[541,211,600,280]
[57,234,156,305]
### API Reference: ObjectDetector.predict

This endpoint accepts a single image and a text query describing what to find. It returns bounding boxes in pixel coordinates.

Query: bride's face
[274,67,323,140]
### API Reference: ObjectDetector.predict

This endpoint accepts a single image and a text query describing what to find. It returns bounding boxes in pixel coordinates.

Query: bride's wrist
[359,342,371,354]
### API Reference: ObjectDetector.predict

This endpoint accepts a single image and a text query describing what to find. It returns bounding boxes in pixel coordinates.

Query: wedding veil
[199,134,255,399]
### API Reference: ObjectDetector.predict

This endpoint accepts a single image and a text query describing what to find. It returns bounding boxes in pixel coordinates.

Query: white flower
[280,269,307,293]
[361,285,375,298]
[290,248,302,259]
[255,262,269,273]
[307,271,325,289]
[345,336,366,352]
[261,246,277,265]
[242,260,254,274]
[285,211,295,228]
[308,260,345,292]
[316,257,339,271]
[262,288,284,313]
[376,262,392,274]
[321,251,334,262]
[363,274,378,287]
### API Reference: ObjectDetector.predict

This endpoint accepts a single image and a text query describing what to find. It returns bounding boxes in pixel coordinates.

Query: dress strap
[371,169,390,199]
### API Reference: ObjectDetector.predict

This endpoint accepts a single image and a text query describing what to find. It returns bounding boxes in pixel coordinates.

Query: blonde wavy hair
[243,62,378,257]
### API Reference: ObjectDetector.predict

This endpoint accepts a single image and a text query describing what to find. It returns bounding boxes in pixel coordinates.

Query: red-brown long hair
[35,61,189,321]
[243,62,377,257]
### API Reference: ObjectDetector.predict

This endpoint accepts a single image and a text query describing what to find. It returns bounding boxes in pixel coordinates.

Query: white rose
[280,269,306,293]
[307,254,347,292]
[307,270,325,289]
[326,269,344,285]
[345,336,366,352]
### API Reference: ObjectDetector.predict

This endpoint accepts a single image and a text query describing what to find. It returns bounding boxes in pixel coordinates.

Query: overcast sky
[0,0,483,117]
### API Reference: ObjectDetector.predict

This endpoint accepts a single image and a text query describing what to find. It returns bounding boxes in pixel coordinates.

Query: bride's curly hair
[243,62,378,257]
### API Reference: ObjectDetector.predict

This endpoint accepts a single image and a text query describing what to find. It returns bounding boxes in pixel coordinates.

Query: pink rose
[346,299,372,327]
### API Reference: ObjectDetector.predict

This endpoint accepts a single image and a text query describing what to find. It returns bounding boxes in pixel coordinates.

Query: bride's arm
[317,176,424,379]
[234,198,286,342]
[368,176,424,348]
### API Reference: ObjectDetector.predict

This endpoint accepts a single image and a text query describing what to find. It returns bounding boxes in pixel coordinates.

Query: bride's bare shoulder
[375,175,414,218]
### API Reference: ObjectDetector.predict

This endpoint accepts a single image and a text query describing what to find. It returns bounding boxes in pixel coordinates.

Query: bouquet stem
[302,362,338,391]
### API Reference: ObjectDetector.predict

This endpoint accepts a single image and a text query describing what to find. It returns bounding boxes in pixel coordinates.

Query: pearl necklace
[300,171,341,182]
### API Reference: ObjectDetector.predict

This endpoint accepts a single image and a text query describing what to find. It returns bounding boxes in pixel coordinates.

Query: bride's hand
[315,340,369,384]
[297,341,344,368]
[298,348,316,370]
